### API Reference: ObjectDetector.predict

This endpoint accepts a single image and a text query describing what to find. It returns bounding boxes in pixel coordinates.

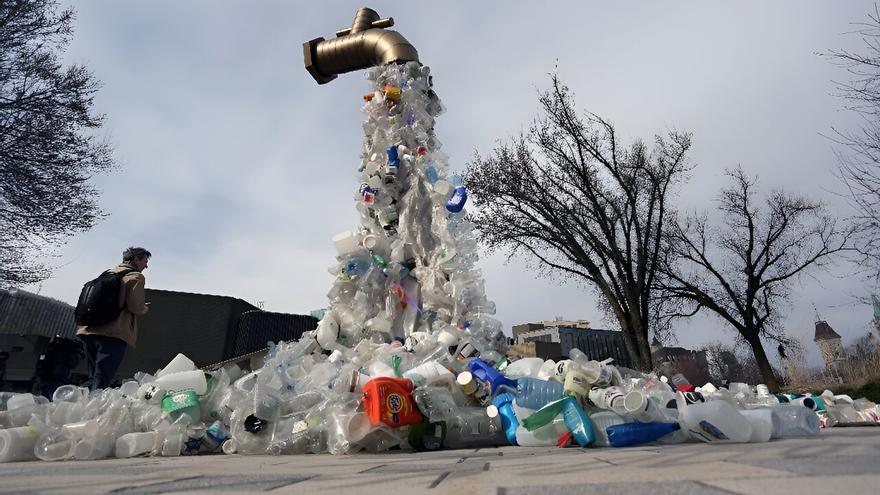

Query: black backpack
[74,269,135,326]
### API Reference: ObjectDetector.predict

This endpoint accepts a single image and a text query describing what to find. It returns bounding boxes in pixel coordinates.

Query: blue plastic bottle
[468,359,517,395]
[607,422,680,447]
[445,186,468,213]
[492,393,519,445]
[515,377,564,410]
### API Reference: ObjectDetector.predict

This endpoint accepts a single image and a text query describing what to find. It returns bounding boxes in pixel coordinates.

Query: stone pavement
[1,428,878,495]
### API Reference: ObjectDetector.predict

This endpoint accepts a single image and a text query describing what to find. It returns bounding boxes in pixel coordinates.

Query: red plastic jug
[362,377,422,428]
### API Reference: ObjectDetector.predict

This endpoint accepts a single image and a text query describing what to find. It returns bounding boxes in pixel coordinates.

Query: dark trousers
[80,335,127,390]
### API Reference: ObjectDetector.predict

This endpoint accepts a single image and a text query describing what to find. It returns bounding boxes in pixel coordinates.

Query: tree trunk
[744,332,780,391]
[619,317,652,372]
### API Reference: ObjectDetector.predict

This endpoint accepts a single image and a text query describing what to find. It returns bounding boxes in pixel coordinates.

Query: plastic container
[443,407,507,449]
[6,393,36,411]
[332,231,361,255]
[403,360,453,387]
[588,386,627,415]
[561,397,594,447]
[504,358,545,379]
[623,391,665,423]
[157,354,196,377]
[487,393,519,445]
[679,399,752,443]
[468,358,517,395]
[362,377,422,428]
[590,411,626,447]
[115,432,158,458]
[515,377,563,410]
[739,409,772,443]
[607,422,680,447]
[0,426,40,462]
[769,404,820,438]
[515,417,566,447]
[153,370,208,395]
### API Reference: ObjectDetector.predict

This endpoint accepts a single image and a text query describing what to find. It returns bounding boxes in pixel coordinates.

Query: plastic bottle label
[689,420,729,442]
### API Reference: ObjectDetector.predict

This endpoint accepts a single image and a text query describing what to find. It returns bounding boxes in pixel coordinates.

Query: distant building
[118,289,318,378]
[650,338,711,385]
[1,287,318,391]
[814,320,845,379]
[512,319,633,368]
[0,288,81,391]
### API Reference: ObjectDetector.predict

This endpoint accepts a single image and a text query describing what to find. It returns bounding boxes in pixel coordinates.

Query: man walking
[76,247,151,390]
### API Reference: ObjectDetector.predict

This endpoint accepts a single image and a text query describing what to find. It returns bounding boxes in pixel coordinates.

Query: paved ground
[1,428,878,494]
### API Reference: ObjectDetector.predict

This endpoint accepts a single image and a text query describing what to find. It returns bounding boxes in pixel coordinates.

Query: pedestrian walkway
[0,428,876,494]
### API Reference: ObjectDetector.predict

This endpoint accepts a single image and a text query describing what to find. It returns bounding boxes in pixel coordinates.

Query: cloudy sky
[27,1,880,366]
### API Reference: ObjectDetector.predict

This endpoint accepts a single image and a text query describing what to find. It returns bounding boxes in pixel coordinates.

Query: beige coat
[76,263,149,348]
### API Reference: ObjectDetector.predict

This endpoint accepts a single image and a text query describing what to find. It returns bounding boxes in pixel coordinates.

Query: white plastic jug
[739,409,772,443]
[153,370,207,395]
[679,398,752,443]
[157,354,196,377]
[504,358,544,379]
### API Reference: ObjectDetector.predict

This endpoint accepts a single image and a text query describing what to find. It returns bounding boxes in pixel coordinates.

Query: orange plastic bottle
[362,377,422,428]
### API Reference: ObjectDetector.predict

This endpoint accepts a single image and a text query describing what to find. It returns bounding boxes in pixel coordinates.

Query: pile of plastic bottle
[1,347,878,462]
[2,61,878,463]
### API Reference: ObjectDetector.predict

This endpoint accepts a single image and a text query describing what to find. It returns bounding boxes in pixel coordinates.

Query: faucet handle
[336,16,393,37]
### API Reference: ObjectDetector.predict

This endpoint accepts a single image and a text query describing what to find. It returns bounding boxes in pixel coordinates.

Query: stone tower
[814,320,845,377]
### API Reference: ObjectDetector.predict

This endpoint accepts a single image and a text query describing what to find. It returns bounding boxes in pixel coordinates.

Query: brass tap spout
[303,7,419,85]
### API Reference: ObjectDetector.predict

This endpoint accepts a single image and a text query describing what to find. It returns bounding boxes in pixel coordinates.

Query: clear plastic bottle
[442,407,506,449]
[769,404,820,438]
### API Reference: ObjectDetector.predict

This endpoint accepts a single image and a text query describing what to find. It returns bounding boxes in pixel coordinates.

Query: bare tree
[1,0,114,287]
[463,74,693,370]
[824,6,880,281]
[660,168,851,390]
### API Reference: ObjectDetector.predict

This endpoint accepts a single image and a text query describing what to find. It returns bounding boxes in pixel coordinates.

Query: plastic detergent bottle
[486,393,519,445]
[362,377,422,428]
[468,358,517,395]
[561,396,595,447]
[679,399,752,443]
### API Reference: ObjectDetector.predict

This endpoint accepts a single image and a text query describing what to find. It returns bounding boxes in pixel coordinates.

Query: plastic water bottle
[590,411,626,446]
[607,422,680,447]
[515,377,563,410]
[769,404,820,438]
[443,407,507,449]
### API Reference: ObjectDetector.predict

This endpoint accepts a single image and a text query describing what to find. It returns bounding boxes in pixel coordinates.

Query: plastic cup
[624,391,662,423]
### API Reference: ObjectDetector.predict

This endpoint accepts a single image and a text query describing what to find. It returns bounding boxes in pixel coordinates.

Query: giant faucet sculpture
[303,7,419,84]
[301,7,504,367]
